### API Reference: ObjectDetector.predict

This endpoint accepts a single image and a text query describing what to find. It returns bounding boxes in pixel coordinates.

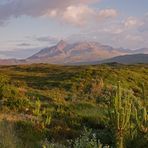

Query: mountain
[28,40,67,60]
[0,40,148,65]
[99,54,148,64]
[26,40,128,64]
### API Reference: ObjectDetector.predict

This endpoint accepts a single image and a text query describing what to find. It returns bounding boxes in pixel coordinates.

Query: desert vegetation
[0,63,147,148]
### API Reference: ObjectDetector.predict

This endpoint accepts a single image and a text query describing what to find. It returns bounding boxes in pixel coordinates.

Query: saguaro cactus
[109,81,132,148]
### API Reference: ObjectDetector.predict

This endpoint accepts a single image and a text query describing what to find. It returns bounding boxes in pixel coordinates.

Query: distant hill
[100,54,148,64]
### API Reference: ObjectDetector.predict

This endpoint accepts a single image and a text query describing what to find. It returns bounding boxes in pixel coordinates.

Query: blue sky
[98,0,148,16]
[0,0,148,58]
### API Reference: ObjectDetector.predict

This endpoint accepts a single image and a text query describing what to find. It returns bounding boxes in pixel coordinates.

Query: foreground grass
[0,63,147,147]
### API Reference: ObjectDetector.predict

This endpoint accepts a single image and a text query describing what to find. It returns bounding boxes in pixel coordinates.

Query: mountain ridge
[26,40,129,64]
[0,40,148,65]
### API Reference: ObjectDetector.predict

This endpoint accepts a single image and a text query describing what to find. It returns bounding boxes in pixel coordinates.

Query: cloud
[0,0,118,27]
[60,7,118,26]
[123,17,143,28]
[125,34,143,42]
[0,0,100,25]
[35,36,60,44]
[46,6,118,26]
[98,9,118,19]
[18,43,32,46]
[61,5,95,26]
[101,27,123,34]
[0,53,11,59]
[66,13,148,49]
[99,16,144,35]
[139,13,148,32]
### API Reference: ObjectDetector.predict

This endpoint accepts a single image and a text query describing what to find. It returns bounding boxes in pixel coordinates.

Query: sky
[0,0,148,59]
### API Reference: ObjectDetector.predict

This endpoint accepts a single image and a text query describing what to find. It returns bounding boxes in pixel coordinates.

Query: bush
[5,97,30,111]
[42,128,109,148]
[69,128,106,148]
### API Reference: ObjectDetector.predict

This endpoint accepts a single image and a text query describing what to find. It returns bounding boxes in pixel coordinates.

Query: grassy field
[0,63,147,148]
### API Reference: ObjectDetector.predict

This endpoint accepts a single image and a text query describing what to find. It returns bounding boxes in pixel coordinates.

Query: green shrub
[32,99,52,129]
[5,97,30,111]
[69,128,106,148]
[42,128,108,148]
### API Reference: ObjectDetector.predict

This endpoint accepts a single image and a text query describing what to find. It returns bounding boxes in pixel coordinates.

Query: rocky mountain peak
[56,40,67,50]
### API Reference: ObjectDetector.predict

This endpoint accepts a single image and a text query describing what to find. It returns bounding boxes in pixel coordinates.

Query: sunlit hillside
[0,63,147,147]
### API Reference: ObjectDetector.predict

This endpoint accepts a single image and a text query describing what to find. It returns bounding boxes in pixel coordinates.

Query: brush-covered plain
[0,63,147,148]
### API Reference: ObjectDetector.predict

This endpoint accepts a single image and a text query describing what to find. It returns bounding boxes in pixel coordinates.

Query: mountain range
[0,40,148,65]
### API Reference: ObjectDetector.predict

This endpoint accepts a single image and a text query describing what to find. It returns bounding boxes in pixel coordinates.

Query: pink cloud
[0,0,100,25]
[98,9,118,18]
